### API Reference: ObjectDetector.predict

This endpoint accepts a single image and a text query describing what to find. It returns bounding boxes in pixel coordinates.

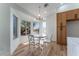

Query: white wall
[10,8,34,54]
[0,4,10,55]
[10,8,21,55]
[46,11,57,42]
[0,3,35,55]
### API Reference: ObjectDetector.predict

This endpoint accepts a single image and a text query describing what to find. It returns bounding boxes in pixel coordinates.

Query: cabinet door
[57,13,62,26]
[61,26,67,45]
[75,9,79,19]
[61,12,67,26]
[66,10,75,20]
[57,27,62,44]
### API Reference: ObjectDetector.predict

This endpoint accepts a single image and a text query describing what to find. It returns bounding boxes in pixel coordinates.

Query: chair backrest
[34,37,40,44]
[28,35,34,43]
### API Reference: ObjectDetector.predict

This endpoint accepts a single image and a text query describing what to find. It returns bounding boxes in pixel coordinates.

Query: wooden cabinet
[75,9,79,19]
[66,9,79,20]
[57,26,67,45]
[66,10,76,20]
[57,27,62,44]
[61,26,67,45]
[57,13,67,45]
[57,13,62,26]
[57,8,79,45]
[61,12,67,26]
[57,13,66,26]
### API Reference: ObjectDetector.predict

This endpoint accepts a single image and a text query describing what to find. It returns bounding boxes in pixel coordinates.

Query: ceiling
[16,3,62,19]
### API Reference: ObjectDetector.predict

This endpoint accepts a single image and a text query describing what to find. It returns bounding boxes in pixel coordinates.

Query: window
[42,21,46,36]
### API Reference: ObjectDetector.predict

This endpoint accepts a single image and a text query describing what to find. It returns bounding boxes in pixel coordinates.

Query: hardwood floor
[13,42,67,56]
[48,42,67,56]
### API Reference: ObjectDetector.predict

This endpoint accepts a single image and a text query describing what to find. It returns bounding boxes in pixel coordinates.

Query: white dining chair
[28,35,35,55]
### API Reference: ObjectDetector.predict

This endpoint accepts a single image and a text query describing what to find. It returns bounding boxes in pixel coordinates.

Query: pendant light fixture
[36,4,48,20]
[36,5,43,20]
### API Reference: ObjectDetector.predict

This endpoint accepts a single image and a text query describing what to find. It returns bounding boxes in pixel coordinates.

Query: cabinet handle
[60,23,62,31]
[61,26,62,31]
[75,14,77,19]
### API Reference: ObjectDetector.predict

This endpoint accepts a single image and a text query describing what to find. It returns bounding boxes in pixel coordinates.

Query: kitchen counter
[67,37,79,56]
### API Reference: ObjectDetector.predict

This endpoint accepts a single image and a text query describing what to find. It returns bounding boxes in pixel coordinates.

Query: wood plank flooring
[48,42,67,56]
[13,42,67,56]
